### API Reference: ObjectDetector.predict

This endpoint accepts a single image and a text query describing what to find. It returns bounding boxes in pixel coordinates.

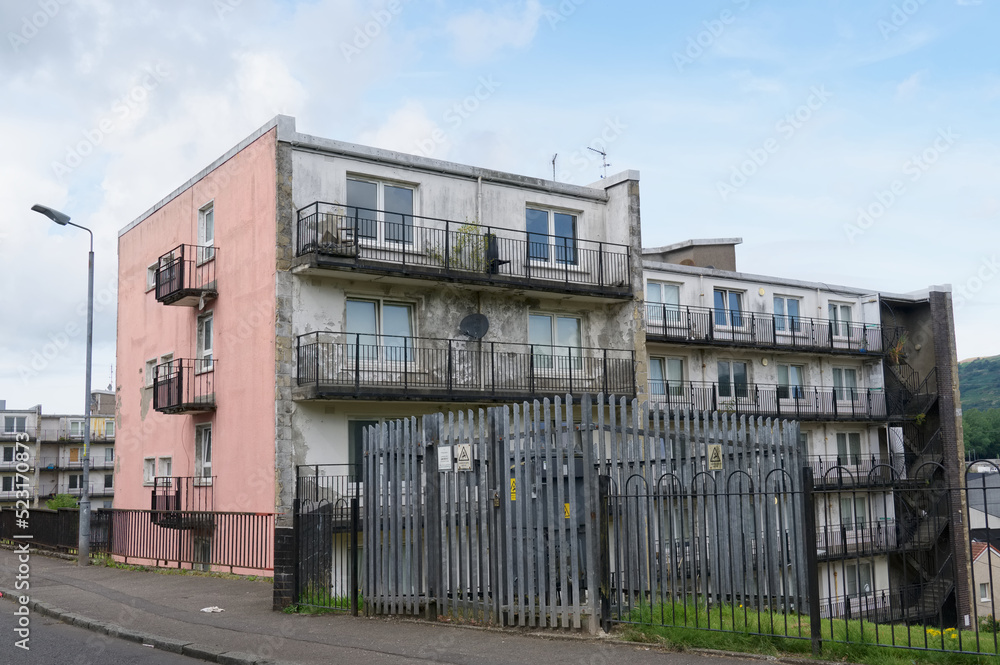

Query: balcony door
[529,314,581,371]
[836,432,863,467]
[713,289,744,328]
[650,357,684,399]
[833,367,859,401]
[646,282,681,332]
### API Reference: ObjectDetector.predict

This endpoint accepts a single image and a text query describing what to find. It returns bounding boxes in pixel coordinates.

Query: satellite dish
[459,314,489,339]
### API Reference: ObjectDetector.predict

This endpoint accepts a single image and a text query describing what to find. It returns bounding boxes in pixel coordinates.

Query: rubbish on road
[200,606,226,613]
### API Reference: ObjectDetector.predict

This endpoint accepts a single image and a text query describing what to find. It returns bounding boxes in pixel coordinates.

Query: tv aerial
[587,147,610,179]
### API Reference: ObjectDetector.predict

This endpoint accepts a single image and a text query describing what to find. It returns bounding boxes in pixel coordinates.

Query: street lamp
[32,204,93,567]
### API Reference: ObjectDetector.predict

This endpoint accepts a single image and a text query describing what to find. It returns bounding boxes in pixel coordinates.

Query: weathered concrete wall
[116,129,278,514]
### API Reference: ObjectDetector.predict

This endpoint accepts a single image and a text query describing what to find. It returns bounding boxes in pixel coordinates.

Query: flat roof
[643,238,743,254]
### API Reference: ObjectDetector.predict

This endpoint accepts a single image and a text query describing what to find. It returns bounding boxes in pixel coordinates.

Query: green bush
[45,494,79,509]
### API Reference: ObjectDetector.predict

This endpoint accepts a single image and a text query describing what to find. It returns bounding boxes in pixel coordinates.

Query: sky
[1,0,998,413]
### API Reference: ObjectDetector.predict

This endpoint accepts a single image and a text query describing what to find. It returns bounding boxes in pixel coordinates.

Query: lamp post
[32,204,93,566]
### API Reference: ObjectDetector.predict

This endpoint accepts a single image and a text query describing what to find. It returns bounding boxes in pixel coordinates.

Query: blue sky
[1,0,997,412]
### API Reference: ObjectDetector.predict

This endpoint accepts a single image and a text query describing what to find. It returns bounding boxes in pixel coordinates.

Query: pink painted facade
[116,129,278,516]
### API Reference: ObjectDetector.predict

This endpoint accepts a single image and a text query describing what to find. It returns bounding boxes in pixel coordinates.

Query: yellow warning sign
[510,478,516,501]
[708,444,723,471]
[564,503,571,519]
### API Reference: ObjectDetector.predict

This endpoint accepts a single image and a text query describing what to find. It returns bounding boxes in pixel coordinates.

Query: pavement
[0,547,818,665]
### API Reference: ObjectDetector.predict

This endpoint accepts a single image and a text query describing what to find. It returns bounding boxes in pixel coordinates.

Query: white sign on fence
[438,445,453,472]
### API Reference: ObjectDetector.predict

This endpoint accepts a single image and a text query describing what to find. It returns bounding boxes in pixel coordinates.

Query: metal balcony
[295,203,632,298]
[150,476,216,529]
[153,358,217,414]
[295,332,636,402]
[646,380,888,421]
[155,244,218,306]
[644,303,892,356]
[815,520,899,560]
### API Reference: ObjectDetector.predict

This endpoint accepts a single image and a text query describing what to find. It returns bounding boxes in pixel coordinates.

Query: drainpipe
[476,176,482,223]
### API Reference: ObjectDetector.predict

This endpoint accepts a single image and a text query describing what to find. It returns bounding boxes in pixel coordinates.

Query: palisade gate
[362,393,804,631]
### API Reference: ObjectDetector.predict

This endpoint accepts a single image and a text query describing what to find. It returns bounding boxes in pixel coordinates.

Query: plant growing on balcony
[887,331,908,365]
[425,222,496,273]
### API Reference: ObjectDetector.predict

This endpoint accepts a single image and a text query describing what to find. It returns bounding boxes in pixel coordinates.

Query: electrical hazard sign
[708,444,723,471]
[456,444,473,471]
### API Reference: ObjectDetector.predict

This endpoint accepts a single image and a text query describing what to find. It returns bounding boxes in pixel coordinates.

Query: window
[346,177,414,244]
[2,447,12,462]
[4,416,26,433]
[105,448,115,463]
[349,420,378,478]
[717,361,748,398]
[833,368,858,400]
[146,263,158,291]
[104,474,113,489]
[647,282,681,324]
[346,299,414,362]
[69,420,84,437]
[69,447,80,463]
[774,296,802,332]
[528,313,582,370]
[650,357,684,397]
[158,456,172,478]
[526,208,577,264]
[777,364,805,399]
[982,583,991,602]
[105,420,115,438]
[2,476,11,492]
[195,424,212,481]
[197,314,214,372]
[798,431,810,457]
[103,500,113,509]
[713,289,744,327]
[69,474,83,490]
[840,496,867,529]
[846,563,872,597]
[145,359,158,387]
[837,432,863,465]
[829,303,852,337]
[143,458,156,485]
[198,202,215,262]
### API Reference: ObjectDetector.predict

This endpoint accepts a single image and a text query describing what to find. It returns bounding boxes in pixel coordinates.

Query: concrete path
[0,548,798,665]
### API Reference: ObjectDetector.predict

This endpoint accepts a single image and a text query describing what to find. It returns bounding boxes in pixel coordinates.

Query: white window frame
[846,562,872,597]
[146,262,159,292]
[982,582,991,602]
[196,315,214,373]
[777,363,806,399]
[836,432,863,465]
[104,473,113,489]
[717,360,749,398]
[198,201,216,264]
[713,288,745,328]
[345,176,417,247]
[345,297,415,365]
[145,359,158,388]
[69,420,84,438]
[143,458,156,486]
[105,447,115,463]
[105,420,115,438]
[829,302,853,338]
[195,424,213,484]
[650,356,684,397]
[525,206,579,266]
[4,416,27,433]
[2,476,12,492]
[158,456,172,479]
[528,312,583,372]
[773,295,802,333]
[832,367,859,400]
[646,281,682,326]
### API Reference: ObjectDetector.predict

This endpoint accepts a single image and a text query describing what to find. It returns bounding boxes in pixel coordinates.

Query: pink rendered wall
[116,129,277,514]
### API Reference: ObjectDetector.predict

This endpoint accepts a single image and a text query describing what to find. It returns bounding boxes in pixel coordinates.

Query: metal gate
[293,464,362,613]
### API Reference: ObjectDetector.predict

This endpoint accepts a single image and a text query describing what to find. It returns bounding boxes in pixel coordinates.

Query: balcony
[150,476,215,529]
[36,456,115,471]
[644,303,891,356]
[808,454,902,487]
[0,458,34,471]
[646,380,887,422]
[295,332,636,402]
[815,520,899,560]
[154,244,218,306]
[35,428,116,442]
[0,429,35,442]
[294,203,632,299]
[56,483,115,498]
[153,359,217,414]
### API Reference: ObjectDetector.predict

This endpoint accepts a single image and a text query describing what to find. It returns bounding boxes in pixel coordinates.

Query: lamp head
[31,204,70,226]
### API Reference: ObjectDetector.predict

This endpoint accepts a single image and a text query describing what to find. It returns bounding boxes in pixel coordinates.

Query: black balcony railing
[644,303,890,356]
[646,380,887,421]
[155,244,218,306]
[296,332,636,401]
[295,203,632,298]
[807,454,904,487]
[153,358,216,414]
[151,476,215,528]
[815,519,899,559]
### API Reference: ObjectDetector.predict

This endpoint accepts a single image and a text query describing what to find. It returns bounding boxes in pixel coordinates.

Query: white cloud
[358,101,448,158]
[895,71,923,100]
[446,0,544,62]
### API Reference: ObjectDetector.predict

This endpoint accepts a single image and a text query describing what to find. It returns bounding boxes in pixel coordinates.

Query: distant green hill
[960,355,1000,411]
